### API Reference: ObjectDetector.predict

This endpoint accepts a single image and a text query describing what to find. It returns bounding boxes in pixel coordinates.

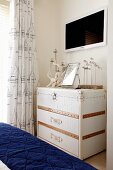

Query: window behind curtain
[0,2,9,122]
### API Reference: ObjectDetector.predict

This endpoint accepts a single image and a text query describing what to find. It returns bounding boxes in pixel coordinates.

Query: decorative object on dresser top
[81,57,103,89]
[61,63,80,86]
[47,50,103,89]
[0,123,96,170]
[37,87,106,160]
[47,49,67,88]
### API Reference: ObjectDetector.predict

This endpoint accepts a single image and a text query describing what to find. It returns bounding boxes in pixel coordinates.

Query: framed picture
[61,63,80,86]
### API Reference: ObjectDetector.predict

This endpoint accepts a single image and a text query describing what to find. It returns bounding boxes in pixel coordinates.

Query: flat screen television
[65,8,107,52]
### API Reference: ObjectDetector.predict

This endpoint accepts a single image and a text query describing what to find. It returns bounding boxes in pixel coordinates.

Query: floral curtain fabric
[7,0,38,134]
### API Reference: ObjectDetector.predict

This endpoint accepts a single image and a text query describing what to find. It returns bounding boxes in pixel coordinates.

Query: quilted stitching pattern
[0,123,96,170]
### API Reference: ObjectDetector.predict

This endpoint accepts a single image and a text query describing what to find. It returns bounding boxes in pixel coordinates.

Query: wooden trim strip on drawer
[82,130,105,140]
[38,121,79,140]
[83,111,105,119]
[38,105,79,119]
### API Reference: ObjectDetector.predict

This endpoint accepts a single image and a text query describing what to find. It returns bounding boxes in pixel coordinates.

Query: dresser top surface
[37,87,105,92]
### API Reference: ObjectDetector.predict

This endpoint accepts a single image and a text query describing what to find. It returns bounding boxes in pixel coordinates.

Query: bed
[0,123,96,170]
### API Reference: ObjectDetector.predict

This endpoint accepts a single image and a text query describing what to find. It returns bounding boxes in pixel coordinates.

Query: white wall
[107,0,113,169]
[59,0,108,88]
[34,0,61,86]
[35,0,108,88]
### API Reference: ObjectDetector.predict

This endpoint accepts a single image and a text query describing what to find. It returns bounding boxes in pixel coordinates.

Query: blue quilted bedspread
[0,123,97,170]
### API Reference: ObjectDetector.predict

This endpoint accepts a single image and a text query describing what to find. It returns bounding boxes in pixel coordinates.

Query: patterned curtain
[7,0,38,135]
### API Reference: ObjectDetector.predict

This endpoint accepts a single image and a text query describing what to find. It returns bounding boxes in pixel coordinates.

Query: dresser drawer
[37,88,81,114]
[83,133,106,159]
[38,123,79,157]
[37,87,106,115]
[37,89,57,109]
[37,109,79,135]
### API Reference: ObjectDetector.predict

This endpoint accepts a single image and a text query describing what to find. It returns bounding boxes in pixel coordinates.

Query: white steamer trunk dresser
[37,87,106,160]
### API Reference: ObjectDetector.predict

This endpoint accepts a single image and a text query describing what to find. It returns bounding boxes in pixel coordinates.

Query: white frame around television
[64,7,108,53]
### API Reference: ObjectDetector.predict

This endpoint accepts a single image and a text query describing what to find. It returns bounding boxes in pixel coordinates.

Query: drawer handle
[52,93,57,100]
[50,133,63,143]
[50,117,62,125]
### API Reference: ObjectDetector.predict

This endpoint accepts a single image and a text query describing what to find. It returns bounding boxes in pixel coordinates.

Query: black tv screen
[65,9,105,51]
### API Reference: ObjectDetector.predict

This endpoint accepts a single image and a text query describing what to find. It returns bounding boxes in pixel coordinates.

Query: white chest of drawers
[37,87,106,159]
